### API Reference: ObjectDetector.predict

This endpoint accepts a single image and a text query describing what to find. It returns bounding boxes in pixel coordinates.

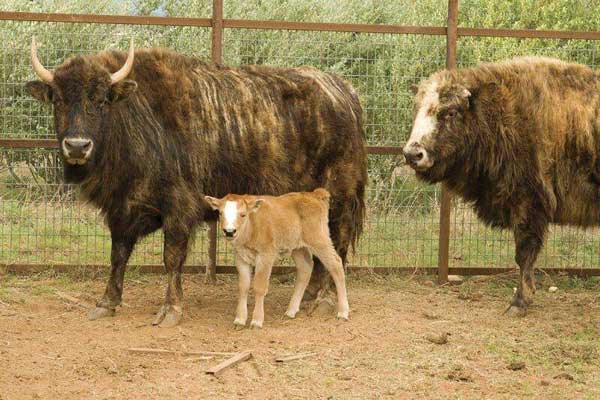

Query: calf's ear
[204,196,221,210]
[410,83,419,95]
[25,81,53,103]
[250,199,264,213]
[108,79,137,103]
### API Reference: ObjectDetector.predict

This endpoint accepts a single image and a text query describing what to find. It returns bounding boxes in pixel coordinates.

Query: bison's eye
[445,109,458,119]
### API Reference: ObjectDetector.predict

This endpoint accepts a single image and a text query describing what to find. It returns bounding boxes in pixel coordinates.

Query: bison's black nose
[63,137,93,159]
[403,147,425,166]
[223,229,236,237]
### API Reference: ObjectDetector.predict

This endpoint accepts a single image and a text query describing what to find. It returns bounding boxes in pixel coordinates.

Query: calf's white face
[204,195,263,240]
[223,201,240,233]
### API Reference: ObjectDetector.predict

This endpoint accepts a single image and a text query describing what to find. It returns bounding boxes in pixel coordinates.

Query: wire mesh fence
[1,5,600,275]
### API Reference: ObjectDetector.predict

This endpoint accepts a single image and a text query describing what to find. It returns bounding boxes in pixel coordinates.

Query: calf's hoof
[250,320,263,329]
[284,309,298,319]
[152,304,183,328]
[336,311,349,321]
[87,306,115,321]
[233,318,246,329]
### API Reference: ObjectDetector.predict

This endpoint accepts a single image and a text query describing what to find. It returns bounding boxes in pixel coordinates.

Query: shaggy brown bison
[26,38,367,327]
[404,56,600,316]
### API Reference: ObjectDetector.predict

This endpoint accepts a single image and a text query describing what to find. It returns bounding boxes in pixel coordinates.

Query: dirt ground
[1,270,599,400]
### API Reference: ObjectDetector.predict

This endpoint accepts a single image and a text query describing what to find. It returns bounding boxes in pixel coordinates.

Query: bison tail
[349,182,366,254]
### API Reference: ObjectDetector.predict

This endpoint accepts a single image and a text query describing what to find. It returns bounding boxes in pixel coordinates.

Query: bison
[403,56,600,316]
[26,38,367,327]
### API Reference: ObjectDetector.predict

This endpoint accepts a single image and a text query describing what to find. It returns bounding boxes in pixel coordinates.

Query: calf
[205,189,350,328]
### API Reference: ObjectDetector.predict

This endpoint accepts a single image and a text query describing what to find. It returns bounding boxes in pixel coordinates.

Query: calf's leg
[234,258,252,327]
[286,248,313,319]
[250,253,275,328]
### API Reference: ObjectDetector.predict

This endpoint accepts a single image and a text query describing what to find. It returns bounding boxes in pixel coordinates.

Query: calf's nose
[223,228,236,237]
[63,137,93,159]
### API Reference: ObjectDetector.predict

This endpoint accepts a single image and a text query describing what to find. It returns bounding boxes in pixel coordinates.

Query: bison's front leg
[88,235,136,320]
[506,216,547,317]
[153,227,190,328]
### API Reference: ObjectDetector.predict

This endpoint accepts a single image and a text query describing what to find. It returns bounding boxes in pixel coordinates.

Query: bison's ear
[108,79,137,103]
[410,84,419,95]
[25,81,53,103]
[250,199,264,213]
[204,196,221,210]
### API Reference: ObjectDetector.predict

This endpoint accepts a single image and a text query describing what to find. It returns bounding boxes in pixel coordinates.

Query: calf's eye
[240,213,247,218]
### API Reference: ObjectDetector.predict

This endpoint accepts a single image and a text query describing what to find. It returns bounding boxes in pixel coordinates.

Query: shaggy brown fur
[205,189,349,328]
[406,56,600,315]
[26,47,367,327]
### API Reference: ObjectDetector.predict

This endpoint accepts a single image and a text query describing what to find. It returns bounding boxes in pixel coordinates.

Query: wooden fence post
[206,0,224,283]
[437,0,458,284]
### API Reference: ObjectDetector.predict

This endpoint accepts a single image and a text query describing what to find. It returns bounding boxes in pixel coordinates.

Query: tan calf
[204,188,349,328]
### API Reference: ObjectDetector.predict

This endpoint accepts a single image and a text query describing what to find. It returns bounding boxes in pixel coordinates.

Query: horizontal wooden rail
[223,19,446,35]
[0,138,58,148]
[0,11,212,27]
[3,263,600,277]
[2,12,600,40]
[0,139,405,154]
[458,27,600,41]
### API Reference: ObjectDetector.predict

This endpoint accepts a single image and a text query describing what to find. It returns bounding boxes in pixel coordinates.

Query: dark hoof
[504,305,527,317]
[152,304,182,327]
[302,289,317,301]
[87,306,115,321]
[307,297,335,317]
[504,295,529,317]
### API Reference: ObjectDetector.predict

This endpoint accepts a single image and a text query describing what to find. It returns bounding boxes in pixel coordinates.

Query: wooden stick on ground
[205,351,253,377]
[55,291,92,309]
[275,352,318,363]
[128,348,175,356]
[184,350,235,357]
[128,347,235,357]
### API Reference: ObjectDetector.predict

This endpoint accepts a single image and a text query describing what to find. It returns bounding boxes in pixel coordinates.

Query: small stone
[554,372,574,381]
[425,332,448,345]
[422,280,435,287]
[448,275,464,285]
[447,366,473,382]
[548,286,558,293]
[540,379,550,386]
[422,311,440,320]
[507,361,526,371]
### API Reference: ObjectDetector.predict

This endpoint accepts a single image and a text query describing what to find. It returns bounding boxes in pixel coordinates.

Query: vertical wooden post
[206,0,224,283]
[211,0,224,65]
[437,0,458,284]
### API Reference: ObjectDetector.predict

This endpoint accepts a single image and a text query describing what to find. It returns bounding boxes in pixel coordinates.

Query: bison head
[25,38,137,183]
[403,73,472,183]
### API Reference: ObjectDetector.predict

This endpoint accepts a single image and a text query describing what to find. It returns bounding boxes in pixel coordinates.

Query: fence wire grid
[1,9,600,274]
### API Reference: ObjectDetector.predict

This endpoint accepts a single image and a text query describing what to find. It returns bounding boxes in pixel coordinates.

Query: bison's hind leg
[153,222,193,328]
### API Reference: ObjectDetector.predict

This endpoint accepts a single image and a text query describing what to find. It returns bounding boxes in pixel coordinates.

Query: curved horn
[31,37,53,83]
[110,38,135,84]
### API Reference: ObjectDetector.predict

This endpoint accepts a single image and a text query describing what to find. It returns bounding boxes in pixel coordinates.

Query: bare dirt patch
[1,272,599,399]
